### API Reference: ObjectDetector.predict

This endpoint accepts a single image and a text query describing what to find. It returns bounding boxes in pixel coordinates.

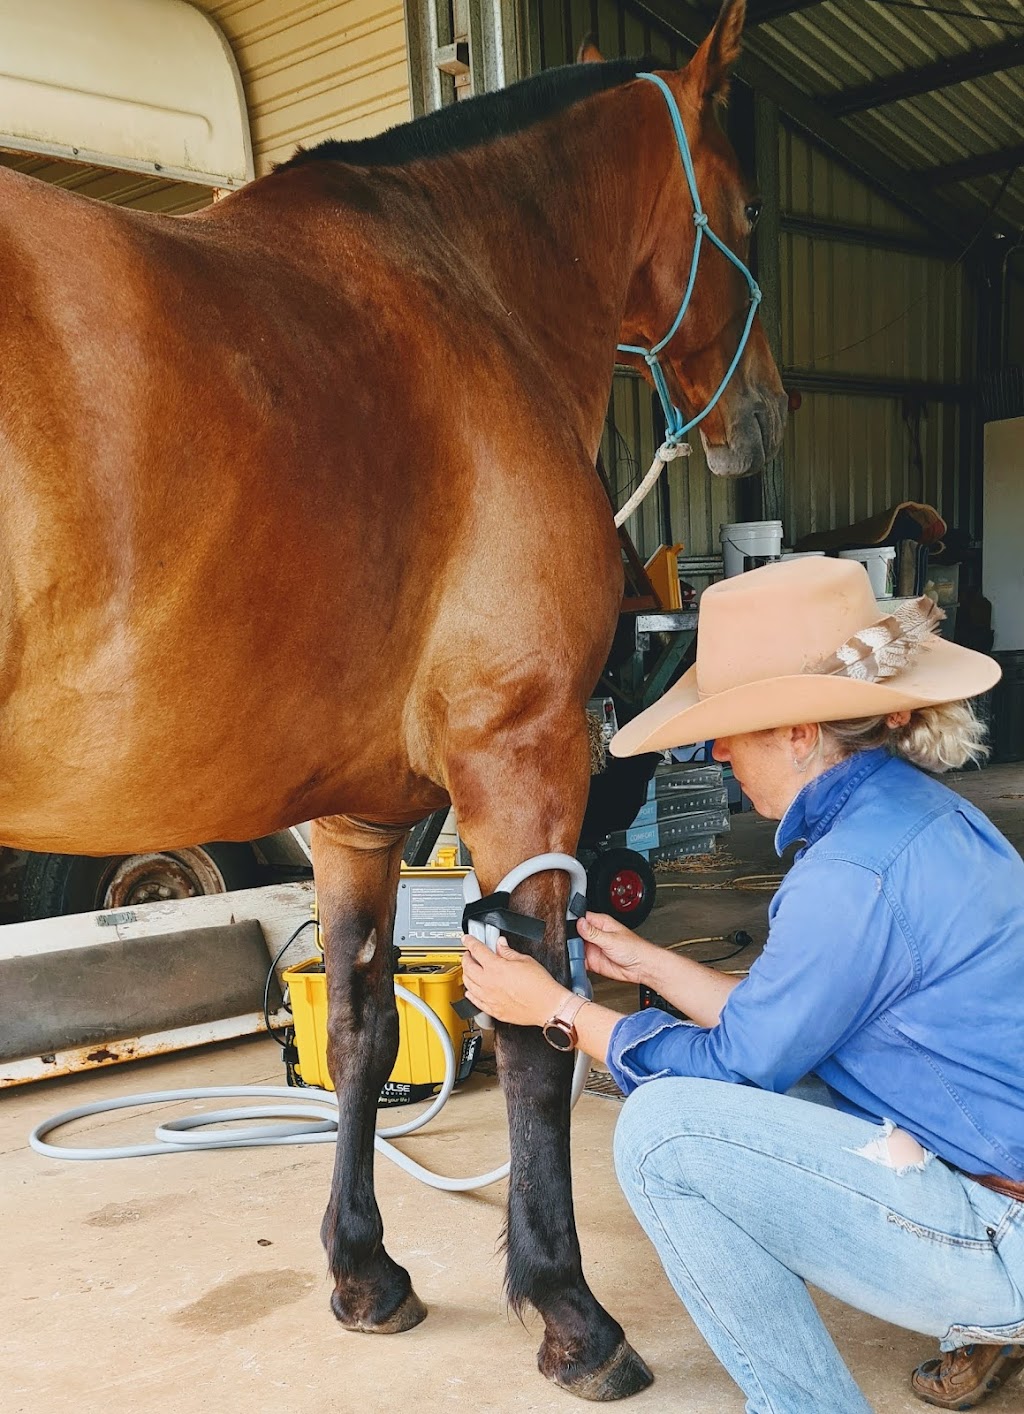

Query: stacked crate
[604,761,730,865]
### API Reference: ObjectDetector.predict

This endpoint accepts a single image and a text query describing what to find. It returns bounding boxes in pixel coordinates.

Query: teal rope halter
[617,72,762,450]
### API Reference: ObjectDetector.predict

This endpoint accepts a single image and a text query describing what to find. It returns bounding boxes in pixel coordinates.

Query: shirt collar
[775,747,891,856]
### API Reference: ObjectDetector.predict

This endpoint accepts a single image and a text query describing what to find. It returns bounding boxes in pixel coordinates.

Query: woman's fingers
[583,940,615,974]
[580,911,618,936]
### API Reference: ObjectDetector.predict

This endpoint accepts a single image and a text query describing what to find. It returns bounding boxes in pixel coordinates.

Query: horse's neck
[416,93,665,446]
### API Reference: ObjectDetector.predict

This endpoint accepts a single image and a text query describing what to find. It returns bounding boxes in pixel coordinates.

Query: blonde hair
[818,700,989,774]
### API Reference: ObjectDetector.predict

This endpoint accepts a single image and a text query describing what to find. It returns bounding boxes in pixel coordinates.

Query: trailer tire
[587,847,656,927]
[21,842,261,920]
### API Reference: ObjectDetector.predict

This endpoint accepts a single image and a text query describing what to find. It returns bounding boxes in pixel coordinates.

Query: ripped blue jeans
[613,1076,1024,1414]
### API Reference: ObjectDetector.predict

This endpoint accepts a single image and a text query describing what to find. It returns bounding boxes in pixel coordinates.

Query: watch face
[542,1022,574,1052]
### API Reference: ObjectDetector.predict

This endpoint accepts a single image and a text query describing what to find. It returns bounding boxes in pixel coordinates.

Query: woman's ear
[788,722,820,767]
[687,0,746,107]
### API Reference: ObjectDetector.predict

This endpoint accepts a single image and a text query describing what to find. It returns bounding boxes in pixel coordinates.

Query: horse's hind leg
[449,717,654,1401]
[312,814,426,1333]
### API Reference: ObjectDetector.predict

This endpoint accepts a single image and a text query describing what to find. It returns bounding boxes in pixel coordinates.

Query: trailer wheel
[587,847,656,927]
[20,842,261,920]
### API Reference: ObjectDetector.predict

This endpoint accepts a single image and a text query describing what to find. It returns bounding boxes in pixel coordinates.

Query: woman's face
[712,724,825,820]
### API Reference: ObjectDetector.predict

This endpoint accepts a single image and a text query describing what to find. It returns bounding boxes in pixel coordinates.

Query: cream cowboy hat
[610,557,1001,756]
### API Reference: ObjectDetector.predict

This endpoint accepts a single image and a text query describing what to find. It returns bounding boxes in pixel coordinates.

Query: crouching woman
[462,559,1024,1414]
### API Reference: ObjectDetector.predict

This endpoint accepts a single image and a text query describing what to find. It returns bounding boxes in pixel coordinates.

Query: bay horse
[0,0,783,1397]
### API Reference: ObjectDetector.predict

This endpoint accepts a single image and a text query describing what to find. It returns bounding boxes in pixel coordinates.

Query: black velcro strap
[462,892,546,944]
[566,893,589,939]
[452,996,480,1021]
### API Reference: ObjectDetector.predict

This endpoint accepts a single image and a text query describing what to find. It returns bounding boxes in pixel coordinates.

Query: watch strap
[551,992,589,1031]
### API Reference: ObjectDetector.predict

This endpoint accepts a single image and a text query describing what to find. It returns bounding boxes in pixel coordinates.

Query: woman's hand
[577,912,655,985]
[461,935,569,1027]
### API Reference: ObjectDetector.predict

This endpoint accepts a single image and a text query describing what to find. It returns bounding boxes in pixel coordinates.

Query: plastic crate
[648,836,720,866]
[283,950,474,1092]
[632,786,730,825]
[646,763,724,799]
[607,809,731,852]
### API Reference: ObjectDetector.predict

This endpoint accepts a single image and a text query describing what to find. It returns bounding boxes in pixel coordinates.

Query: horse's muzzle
[702,389,787,479]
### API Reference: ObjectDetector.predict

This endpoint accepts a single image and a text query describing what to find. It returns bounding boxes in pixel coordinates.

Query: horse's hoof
[544,1338,654,1401]
[331,1285,428,1334]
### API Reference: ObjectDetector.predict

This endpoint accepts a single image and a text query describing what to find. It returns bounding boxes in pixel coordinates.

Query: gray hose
[30,855,593,1191]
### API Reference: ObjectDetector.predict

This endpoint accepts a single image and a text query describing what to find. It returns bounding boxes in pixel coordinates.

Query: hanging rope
[613,439,690,528]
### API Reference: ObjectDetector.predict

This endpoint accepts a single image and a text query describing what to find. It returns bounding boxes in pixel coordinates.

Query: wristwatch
[541,993,590,1052]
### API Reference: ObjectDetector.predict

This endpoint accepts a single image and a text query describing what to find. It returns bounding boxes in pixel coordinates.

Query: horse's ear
[688,0,746,106]
[576,35,605,63]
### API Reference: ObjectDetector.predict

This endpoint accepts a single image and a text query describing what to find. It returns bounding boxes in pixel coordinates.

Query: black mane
[278,59,656,171]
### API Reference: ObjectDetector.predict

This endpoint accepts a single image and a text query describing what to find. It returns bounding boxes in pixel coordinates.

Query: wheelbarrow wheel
[587,847,656,928]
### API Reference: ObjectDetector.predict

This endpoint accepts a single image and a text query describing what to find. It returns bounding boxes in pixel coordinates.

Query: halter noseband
[616,72,762,450]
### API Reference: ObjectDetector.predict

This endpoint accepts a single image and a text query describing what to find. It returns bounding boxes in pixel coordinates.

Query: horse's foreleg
[312,814,427,1334]
[450,733,654,1401]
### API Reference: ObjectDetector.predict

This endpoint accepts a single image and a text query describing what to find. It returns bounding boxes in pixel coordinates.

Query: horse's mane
[277,58,657,171]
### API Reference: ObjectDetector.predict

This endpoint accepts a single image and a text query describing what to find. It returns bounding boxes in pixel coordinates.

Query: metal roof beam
[693,1,824,27]
[744,0,826,23]
[924,141,1024,183]
[781,213,954,257]
[633,0,969,246]
[825,37,1024,116]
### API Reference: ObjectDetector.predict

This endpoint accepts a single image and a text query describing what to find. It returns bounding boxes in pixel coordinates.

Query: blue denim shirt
[607,748,1024,1181]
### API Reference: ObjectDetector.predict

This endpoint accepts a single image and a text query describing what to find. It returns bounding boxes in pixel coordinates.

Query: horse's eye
[745,200,762,228]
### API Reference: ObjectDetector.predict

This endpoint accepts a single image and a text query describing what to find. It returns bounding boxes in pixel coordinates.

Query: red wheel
[588,848,656,926]
[609,867,645,914]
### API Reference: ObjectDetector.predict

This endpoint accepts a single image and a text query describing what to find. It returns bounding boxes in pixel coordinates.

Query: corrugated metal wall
[0,151,212,213]
[780,127,975,547]
[202,0,411,174]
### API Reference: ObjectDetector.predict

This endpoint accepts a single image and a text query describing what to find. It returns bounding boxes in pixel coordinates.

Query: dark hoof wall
[547,1339,655,1401]
[331,1286,428,1334]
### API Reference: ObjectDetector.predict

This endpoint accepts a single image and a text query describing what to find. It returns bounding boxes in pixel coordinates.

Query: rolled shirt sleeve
[606,855,919,1097]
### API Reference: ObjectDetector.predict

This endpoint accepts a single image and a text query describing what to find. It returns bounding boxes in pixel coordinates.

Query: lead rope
[613,439,690,528]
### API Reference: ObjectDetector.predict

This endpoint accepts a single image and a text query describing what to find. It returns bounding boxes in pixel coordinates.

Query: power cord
[263,917,317,1047]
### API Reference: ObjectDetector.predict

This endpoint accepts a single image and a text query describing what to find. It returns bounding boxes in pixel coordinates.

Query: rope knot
[658,440,691,461]
[693,212,709,227]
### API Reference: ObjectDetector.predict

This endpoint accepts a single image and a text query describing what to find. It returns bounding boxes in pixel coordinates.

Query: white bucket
[780,550,825,561]
[839,546,897,599]
[719,520,783,577]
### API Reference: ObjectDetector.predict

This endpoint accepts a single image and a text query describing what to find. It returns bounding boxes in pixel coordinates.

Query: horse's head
[587,0,787,477]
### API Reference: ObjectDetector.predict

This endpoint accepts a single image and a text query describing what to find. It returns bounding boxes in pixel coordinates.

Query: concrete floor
[3,763,1024,1414]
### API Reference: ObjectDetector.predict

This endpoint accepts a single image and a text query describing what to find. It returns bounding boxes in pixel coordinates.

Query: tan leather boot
[911,1343,1024,1409]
